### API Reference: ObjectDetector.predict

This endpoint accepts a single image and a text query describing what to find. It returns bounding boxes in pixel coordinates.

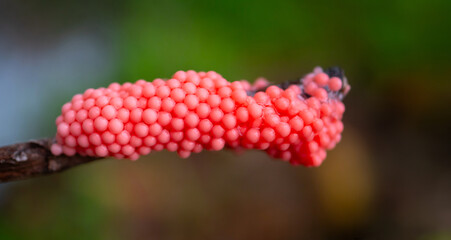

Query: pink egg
[124,96,137,110]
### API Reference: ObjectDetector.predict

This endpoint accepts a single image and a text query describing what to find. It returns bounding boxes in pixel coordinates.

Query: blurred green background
[0,0,450,239]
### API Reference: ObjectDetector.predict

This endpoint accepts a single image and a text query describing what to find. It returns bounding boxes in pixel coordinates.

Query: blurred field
[0,0,450,239]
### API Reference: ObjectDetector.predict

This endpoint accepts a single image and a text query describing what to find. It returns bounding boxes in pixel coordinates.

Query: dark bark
[0,138,101,183]
[0,68,347,183]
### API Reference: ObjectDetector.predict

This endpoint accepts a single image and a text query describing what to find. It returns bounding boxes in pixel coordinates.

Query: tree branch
[0,68,349,183]
[0,138,102,183]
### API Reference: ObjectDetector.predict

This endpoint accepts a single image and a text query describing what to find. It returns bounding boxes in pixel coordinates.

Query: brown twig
[0,68,349,183]
[0,138,102,183]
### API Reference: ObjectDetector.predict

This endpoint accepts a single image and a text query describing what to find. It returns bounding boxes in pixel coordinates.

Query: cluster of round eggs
[51,68,347,166]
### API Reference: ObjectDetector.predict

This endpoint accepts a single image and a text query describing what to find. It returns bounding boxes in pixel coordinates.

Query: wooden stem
[0,138,102,183]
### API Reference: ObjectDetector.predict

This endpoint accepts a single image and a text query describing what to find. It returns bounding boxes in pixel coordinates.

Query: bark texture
[0,138,100,183]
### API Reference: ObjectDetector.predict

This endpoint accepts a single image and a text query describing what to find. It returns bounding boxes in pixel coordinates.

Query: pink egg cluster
[51,67,349,166]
